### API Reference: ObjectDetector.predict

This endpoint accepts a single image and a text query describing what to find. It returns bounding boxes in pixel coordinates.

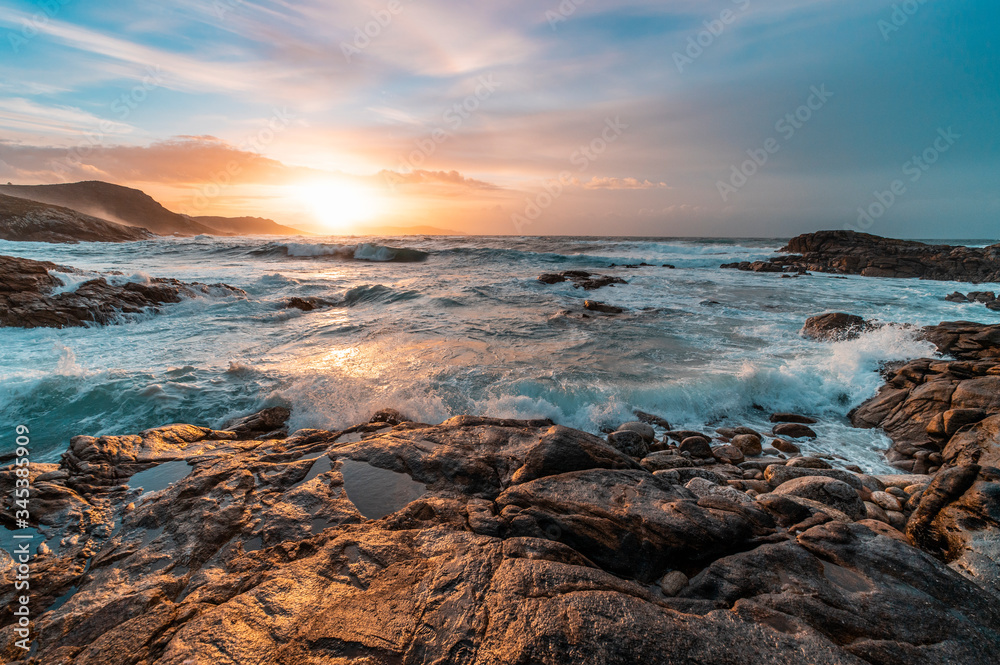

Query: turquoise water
[2,235,997,473]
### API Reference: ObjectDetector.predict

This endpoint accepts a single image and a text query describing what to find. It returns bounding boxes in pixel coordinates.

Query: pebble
[771,439,800,454]
[659,570,688,596]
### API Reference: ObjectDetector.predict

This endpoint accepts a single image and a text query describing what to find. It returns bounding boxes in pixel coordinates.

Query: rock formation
[0,406,997,663]
[0,255,245,328]
[722,230,1000,283]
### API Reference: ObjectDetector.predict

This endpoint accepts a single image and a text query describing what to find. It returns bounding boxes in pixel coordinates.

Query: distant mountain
[0,193,154,243]
[354,224,462,236]
[0,181,221,237]
[192,215,308,236]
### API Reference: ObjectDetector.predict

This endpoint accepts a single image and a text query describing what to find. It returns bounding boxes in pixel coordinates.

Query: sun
[295,180,384,231]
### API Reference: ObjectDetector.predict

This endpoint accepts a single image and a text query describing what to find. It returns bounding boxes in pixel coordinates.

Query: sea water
[2,235,997,473]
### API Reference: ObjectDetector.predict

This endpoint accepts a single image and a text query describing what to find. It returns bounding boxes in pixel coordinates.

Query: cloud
[377,169,501,191]
[580,176,669,190]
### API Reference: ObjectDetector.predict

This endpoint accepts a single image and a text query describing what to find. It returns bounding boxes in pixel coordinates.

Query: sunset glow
[295,181,386,231]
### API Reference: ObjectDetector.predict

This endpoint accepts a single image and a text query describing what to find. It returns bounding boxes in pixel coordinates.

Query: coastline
[1,231,999,662]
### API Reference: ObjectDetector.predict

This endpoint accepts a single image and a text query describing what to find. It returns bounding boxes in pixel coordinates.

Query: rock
[870,490,903,512]
[224,407,292,436]
[769,413,818,424]
[632,410,671,429]
[731,434,763,457]
[856,519,910,543]
[368,408,410,425]
[711,444,745,465]
[4,415,1000,663]
[0,254,245,329]
[658,570,688,596]
[772,423,818,439]
[786,457,832,469]
[801,313,870,341]
[772,476,867,521]
[906,465,981,558]
[722,230,1000,283]
[284,296,335,311]
[764,465,864,490]
[640,452,694,471]
[771,438,801,454]
[864,501,890,523]
[583,300,624,314]
[537,270,627,290]
[514,426,642,483]
[607,430,649,458]
[678,436,713,458]
[616,421,655,443]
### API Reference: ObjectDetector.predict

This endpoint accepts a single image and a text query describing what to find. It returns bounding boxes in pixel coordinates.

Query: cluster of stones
[946,290,1000,311]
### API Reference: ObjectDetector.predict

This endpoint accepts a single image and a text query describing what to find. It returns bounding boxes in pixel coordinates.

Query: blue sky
[0,0,996,236]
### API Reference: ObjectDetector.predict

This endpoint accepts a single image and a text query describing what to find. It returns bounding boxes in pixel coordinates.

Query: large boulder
[801,313,870,341]
[772,476,867,521]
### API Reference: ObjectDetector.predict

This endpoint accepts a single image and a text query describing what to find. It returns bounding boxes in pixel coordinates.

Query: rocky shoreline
[0,255,245,328]
[2,314,999,661]
[722,230,1000,283]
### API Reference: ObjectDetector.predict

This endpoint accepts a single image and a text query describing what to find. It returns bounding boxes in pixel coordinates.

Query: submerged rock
[801,312,871,341]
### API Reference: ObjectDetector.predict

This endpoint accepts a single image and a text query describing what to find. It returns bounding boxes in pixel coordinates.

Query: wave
[257,242,429,263]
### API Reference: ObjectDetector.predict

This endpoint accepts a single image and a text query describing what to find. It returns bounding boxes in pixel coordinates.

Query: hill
[0,193,153,243]
[192,215,308,235]
[0,181,221,236]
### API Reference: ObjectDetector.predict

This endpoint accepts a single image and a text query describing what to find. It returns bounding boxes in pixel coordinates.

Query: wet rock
[0,254,245,329]
[632,410,671,430]
[772,423,818,439]
[583,300,624,314]
[513,426,641,483]
[616,421,655,443]
[772,477,867,521]
[224,407,292,436]
[770,413,818,424]
[786,457,832,470]
[368,408,411,425]
[801,313,870,341]
[284,296,335,311]
[537,270,627,290]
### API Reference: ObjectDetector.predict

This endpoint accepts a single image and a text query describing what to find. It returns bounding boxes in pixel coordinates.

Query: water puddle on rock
[128,460,192,495]
[288,455,333,492]
[340,460,426,519]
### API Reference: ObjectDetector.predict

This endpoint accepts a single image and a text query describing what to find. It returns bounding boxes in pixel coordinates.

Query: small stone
[584,300,623,314]
[772,423,818,439]
[711,444,745,465]
[679,436,713,458]
[771,439,800,454]
[886,510,907,531]
[658,570,688,596]
[886,486,907,499]
[864,501,889,523]
[731,434,763,457]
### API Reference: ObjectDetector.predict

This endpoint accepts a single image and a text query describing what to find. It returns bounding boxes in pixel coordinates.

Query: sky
[0,0,997,237]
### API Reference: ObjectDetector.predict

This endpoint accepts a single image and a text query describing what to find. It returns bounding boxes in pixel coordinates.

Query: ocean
[2,235,996,473]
